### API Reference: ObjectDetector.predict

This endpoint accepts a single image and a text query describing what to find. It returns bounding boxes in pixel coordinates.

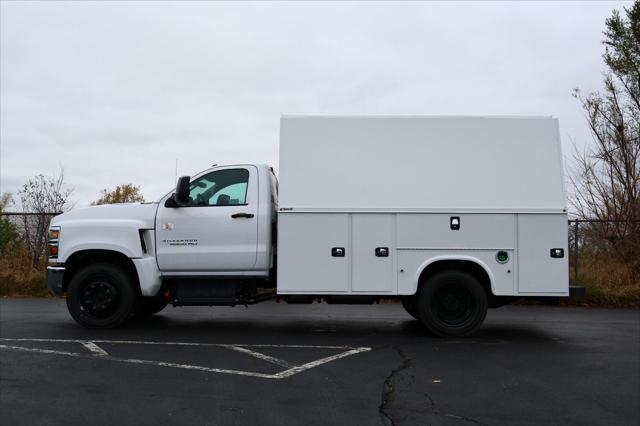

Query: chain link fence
[1,212,62,268]
[1,212,62,234]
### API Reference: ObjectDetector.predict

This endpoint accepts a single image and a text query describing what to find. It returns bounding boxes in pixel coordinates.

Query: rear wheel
[66,263,136,328]
[417,270,488,337]
[401,297,420,320]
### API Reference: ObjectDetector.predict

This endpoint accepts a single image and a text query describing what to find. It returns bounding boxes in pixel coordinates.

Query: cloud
[0,1,631,206]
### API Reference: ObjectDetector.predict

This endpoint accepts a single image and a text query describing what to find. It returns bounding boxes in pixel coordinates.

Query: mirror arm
[164,194,179,208]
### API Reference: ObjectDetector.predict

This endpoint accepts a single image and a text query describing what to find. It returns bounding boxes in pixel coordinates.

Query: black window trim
[181,167,251,208]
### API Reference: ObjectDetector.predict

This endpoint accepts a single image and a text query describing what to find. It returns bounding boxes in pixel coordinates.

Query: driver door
[156,166,259,272]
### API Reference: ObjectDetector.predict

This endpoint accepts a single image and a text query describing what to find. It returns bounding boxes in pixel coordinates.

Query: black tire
[66,263,136,328]
[136,296,168,317]
[401,297,420,320]
[417,270,488,337]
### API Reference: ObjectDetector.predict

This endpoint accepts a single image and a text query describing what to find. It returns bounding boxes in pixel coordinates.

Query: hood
[51,203,159,229]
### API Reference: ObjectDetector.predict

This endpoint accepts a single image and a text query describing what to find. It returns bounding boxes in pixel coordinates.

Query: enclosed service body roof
[279,116,566,212]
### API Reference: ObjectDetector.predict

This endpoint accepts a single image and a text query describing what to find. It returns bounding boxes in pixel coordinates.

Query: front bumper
[47,266,65,295]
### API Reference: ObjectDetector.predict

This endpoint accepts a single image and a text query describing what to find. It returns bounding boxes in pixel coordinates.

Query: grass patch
[0,270,51,298]
[570,258,640,308]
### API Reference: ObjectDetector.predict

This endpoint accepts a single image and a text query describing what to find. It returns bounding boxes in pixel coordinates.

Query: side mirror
[174,175,191,207]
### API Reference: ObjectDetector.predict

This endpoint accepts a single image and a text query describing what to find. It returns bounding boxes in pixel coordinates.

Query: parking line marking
[0,344,276,379]
[0,338,372,380]
[220,344,295,368]
[0,338,353,350]
[81,342,109,357]
[0,344,80,357]
[274,347,372,379]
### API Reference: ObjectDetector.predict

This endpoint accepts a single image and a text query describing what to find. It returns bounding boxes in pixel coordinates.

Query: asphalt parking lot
[0,299,638,426]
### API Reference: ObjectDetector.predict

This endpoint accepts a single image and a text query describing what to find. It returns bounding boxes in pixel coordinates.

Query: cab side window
[188,169,249,206]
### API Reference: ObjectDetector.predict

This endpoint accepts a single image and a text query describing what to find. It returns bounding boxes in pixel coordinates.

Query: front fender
[56,220,147,262]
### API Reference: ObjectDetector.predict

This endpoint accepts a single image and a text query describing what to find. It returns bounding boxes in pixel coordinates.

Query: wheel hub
[434,285,473,325]
[80,280,118,317]
[442,293,462,311]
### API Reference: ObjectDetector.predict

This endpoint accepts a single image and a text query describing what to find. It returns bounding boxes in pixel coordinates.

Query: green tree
[571,1,640,268]
[0,193,18,251]
[92,184,145,205]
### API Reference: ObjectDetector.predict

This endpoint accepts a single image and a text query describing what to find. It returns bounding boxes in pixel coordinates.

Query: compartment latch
[375,247,389,257]
[331,247,345,257]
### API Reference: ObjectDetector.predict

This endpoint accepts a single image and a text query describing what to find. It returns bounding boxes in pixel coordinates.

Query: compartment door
[517,214,569,294]
[352,214,395,293]
[277,213,349,293]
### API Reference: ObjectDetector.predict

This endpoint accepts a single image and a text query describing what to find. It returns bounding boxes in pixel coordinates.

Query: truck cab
[48,164,279,328]
[156,164,277,278]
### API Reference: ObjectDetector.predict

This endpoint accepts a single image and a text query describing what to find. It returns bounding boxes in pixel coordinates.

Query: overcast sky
[0,1,633,208]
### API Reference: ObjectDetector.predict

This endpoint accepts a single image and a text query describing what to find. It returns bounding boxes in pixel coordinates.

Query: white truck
[47,116,569,336]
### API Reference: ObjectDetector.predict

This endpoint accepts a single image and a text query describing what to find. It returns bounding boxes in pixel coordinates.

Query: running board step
[165,278,276,307]
[172,297,239,307]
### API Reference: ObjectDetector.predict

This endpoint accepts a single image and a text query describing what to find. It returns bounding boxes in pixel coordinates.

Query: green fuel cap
[496,251,509,264]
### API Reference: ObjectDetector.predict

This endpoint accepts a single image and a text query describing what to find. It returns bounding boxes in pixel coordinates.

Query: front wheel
[66,263,136,328]
[417,270,488,337]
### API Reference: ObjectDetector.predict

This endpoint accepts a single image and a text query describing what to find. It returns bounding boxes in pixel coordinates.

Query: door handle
[231,213,254,219]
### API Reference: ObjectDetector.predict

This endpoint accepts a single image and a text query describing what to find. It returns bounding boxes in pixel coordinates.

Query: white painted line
[0,344,81,357]
[0,338,353,350]
[0,344,275,379]
[81,342,109,357]
[220,344,294,368]
[235,344,351,349]
[0,338,372,380]
[274,347,372,379]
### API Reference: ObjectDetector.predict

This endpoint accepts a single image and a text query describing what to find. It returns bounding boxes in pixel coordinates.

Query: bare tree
[18,169,73,267]
[0,193,12,212]
[571,2,640,268]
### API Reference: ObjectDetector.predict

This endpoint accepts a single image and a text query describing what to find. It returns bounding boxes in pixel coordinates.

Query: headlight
[49,228,60,240]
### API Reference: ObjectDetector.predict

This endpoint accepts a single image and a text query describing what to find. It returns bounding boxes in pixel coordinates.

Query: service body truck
[47,116,568,336]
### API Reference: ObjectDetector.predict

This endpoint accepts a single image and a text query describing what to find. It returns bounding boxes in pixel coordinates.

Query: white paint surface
[155,165,260,272]
[277,213,350,293]
[279,116,566,211]
[517,214,569,294]
[351,214,395,293]
[0,338,371,380]
[81,341,109,357]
